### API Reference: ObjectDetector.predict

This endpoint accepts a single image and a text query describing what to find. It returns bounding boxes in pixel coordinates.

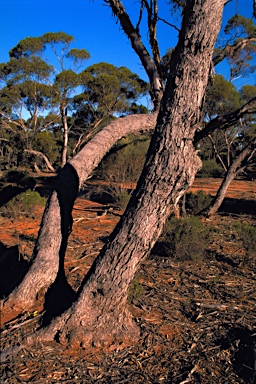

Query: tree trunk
[61,109,69,168]
[28,0,225,350]
[203,139,256,216]
[1,113,157,319]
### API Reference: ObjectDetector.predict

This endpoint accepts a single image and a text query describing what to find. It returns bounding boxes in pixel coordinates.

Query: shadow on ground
[0,242,30,299]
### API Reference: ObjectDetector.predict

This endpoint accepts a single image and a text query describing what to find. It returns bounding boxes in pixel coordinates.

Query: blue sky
[1,0,255,91]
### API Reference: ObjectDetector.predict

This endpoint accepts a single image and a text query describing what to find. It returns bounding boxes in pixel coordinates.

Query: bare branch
[195,97,256,142]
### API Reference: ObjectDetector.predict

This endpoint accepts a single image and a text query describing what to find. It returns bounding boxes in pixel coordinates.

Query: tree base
[29,306,140,354]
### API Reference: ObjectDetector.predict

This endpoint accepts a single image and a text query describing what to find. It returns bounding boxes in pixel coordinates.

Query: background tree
[72,62,148,154]
[0,32,91,170]
[202,84,256,216]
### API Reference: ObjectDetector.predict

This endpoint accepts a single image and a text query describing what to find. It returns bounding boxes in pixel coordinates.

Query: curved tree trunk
[26,0,225,350]
[203,139,256,216]
[1,113,157,319]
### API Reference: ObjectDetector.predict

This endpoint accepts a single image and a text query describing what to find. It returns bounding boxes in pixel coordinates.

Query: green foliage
[33,131,59,163]
[0,32,92,170]
[223,16,256,80]
[206,75,241,116]
[198,159,224,178]
[224,15,256,38]
[76,62,149,126]
[240,85,256,102]
[232,221,256,258]
[3,170,36,189]
[185,190,213,215]
[154,216,212,262]
[100,134,150,184]
[0,190,46,218]
[128,276,144,303]
[113,190,132,211]
[98,134,150,208]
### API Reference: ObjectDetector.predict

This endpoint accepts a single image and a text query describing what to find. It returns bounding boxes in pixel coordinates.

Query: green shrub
[95,133,150,208]
[0,190,46,218]
[98,134,150,185]
[232,221,256,258]
[3,170,36,189]
[128,276,144,303]
[185,190,213,215]
[114,189,132,211]
[153,216,212,262]
[198,159,224,178]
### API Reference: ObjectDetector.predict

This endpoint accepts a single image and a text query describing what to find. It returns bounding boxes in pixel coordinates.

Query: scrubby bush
[128,276,144,304]
[198,159,224,178]
[3,170,36,189]
[99,134,150,185]
[232,221,256,258]
[0,190,46,219]
[113,190,132,210]
[95,133,150,208]
[185,190,213,215]
[153,216,213,262]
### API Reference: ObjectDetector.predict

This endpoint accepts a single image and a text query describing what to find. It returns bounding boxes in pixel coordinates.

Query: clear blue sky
[1,0,255,89]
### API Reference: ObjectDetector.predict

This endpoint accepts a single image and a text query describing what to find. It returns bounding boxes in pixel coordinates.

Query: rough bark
[203,139,256,216]
[1,113,156,318]
[28,0,226,350]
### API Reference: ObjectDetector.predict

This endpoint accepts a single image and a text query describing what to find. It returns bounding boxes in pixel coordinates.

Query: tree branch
[213,36,256,67]
[195,97,256,143]
[24,149,56,172]
[104,0,163,108]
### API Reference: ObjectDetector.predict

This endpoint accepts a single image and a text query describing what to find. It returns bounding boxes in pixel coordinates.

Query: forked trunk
[1,113,157,319]
[30,0,225,350]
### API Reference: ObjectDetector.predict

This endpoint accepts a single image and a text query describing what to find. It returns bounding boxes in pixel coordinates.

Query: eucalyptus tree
[0,55,55,170]
[72,62,148,153]
[0,32,90,169]
[202,84,256,216]
[201,75,245,173]
[2,0,256,356]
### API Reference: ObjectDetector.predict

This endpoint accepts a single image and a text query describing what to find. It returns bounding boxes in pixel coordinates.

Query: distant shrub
[198,159,224,178]
[95,133,150,208]
[3,170,36,189]
[153,216,212,262]
[128,276,144,303]
[99,134,150,185]
[114,190,132,211]
[232,221,256,258]
[0,190,46,219]
[185,190,213,215]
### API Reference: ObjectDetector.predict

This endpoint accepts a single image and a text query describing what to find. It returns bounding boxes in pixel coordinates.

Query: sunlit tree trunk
[26,0,225,350]
[1,113,156,319]
[61,107,69,167]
